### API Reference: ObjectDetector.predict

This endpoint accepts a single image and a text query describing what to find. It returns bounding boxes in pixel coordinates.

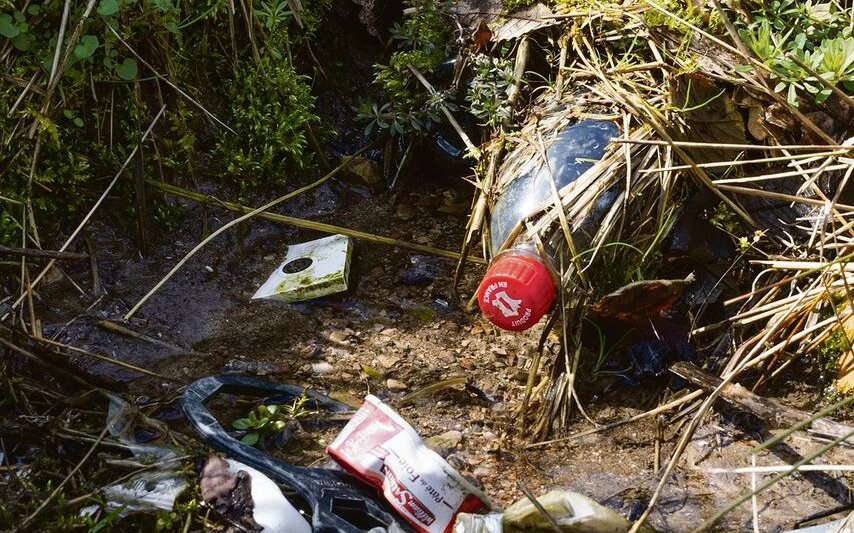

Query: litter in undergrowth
[476,120,620,332]
[327,394,491,533]
[454,490,655,533]
[200,456,311,533]
[100,470,188,515]
[253,234,353,302]
[182,375,413,532]
[786,510,854,533]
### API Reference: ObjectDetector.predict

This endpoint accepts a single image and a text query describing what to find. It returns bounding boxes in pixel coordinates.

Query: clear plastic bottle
[476,120,619,331]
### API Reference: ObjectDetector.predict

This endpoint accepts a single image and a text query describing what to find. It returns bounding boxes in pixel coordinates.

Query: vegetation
[357,0,455,136]
[232,393,312,447]
[0,0,328,247]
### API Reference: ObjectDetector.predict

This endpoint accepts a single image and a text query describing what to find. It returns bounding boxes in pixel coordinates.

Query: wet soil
[17,10,854,531]
[31,159,854,532]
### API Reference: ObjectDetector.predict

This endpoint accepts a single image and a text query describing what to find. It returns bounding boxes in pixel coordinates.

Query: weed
[467,54,515,128]
[232,393,313,447]
[359,0,454,137]
[214,57,319,194]
[0,0,329,248]
[736,1,854,106]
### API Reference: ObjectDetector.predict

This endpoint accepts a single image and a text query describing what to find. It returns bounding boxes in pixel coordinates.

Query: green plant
[736,2,854,106]
[214,57,319,192]
[0,0,329,250]
[359,0,453,137]
[232,393,312,447]
[467,53,515,128]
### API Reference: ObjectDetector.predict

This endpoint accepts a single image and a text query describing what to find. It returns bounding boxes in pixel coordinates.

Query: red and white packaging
[327,395,491,533]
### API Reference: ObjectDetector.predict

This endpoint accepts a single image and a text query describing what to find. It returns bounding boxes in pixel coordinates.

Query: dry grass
[459,0,854,529]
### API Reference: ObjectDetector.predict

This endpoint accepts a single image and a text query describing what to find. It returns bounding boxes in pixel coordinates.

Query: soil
[9,9,854,532]
[27,156,854,531]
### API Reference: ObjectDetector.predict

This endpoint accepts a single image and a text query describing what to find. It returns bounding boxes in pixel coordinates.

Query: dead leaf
[835,314,854,393]
[670,72,748,166]
[447,0,558,42]
[473,19,492,52]
[589,273,695,324]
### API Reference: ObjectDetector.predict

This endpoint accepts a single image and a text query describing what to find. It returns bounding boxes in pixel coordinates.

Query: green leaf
[0,14,20,38]
[74,35,99,60]
[241,432,259,446]
[816,87,833,103]
[73,117,84,127]
[27,5,41,15]
[13,10,24,22]
[232,418,252,430]
[115,58,137,80]
[11,32,33,51]
[266,404,280,415]
[787,83,799,107]
[98,0,119,16]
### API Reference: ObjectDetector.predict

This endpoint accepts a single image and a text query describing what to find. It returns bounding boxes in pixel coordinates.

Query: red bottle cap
[476,252,555,331]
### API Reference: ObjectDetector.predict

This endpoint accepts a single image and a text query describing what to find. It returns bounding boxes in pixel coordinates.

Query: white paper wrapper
[328,395,491,533]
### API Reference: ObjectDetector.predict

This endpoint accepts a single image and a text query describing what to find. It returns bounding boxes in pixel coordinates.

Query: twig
[0,332,117,390]
[693,428,854,532]
[516,481,565,533]
[613,139,852,151]
[408,64,480,158]
[3,105,167,319]
[125,145,372,319]
[0,245,88,261]
[30,335,172,381]
[525,389,704,449]
[146,179,484,265]
[107,26,234,134]
[669,362,854,444]
[15,414,115,531]
[96,319,187,352]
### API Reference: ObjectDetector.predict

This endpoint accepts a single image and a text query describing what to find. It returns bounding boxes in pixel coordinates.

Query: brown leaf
[669,72,748,166]
[589,274,695,324]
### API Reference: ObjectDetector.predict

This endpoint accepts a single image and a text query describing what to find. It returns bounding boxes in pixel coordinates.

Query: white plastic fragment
[252,234,353,302]
[101,470,187,513]
[223,459,311,533]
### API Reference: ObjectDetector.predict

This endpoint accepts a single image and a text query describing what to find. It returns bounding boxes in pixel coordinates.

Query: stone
[473,466,492,478]
[425,430,463,457]
[396,204,416,221]
[311,362,335,374]
[386,378,407,391]
[378,354,401,369]
[328,330,349,344]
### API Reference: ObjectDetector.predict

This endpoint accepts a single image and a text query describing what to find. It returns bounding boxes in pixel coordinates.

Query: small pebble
[386,378,408,391]
[311,362,335,374]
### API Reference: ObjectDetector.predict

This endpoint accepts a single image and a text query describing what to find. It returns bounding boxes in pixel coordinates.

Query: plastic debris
[328,394,491,533]
[101,470,187,514]
[201,456,311,533]
[476,120,619,331]
[786,510,854,533]
[454,490,655,533]
[106,394,181,464]
[253,234,352,302]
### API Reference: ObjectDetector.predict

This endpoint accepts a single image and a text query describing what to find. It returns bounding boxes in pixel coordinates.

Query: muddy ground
[27,155,854,532]
[10,9,854,531]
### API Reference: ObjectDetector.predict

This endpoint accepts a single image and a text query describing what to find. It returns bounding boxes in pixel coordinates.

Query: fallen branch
[0,245,88,261]
[126,146,377,319]
[146,179,486,265]
[670,362,854,444]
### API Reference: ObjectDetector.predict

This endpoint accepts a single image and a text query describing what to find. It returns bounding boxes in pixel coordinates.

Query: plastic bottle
[453,490,654,533]
[476,120,620,331]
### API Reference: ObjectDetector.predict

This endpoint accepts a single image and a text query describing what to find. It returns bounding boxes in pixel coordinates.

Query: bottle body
[477,120,620,331]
